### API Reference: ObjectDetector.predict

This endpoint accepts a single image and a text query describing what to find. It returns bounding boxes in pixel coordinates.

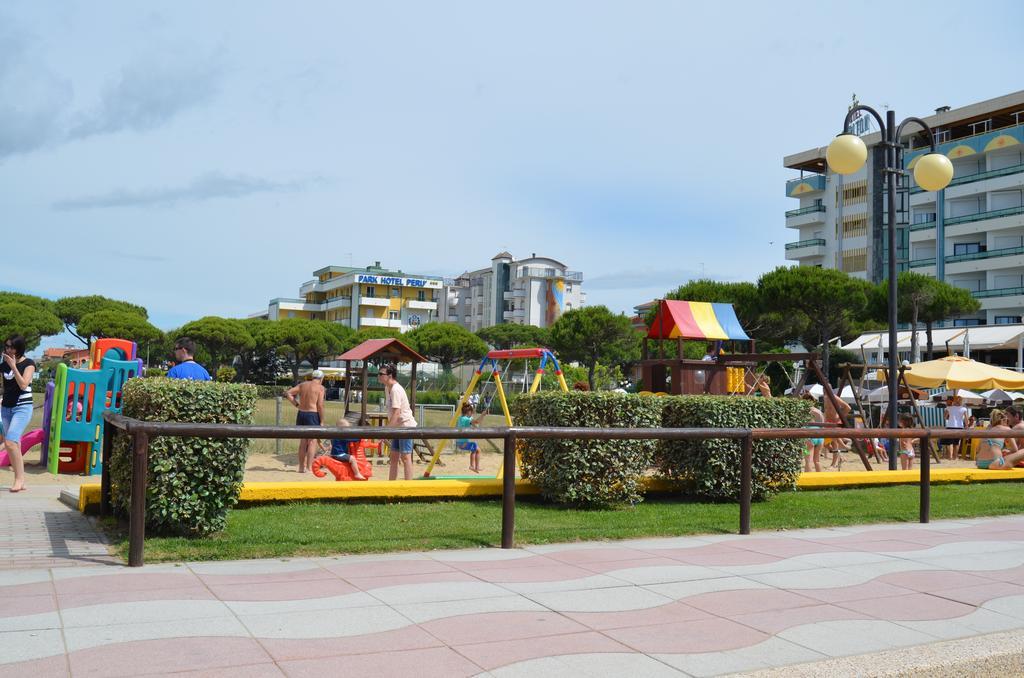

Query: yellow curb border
[74,468,1024,512]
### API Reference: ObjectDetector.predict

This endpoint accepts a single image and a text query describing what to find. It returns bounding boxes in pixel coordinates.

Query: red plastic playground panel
[486,348,550,360]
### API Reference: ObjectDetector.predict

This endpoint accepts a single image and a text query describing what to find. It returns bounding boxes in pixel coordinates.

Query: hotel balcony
[359,318,402,328]
[785,204,826,229]
[785,174,825,197]
[911,162,1024,196]
[359,297,391,307]
[784,238,826,261]
[503,289,527,301]
[406,299,438,310]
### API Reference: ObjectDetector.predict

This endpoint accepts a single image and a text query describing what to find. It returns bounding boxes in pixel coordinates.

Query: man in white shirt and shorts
[379,365,418,480]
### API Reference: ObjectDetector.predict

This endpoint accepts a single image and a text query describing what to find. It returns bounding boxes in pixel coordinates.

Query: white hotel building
[446,252,585,332]
[784,90,1024,327]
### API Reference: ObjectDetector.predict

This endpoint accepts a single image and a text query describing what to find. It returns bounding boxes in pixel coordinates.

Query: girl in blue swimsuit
[976,410,1024,470]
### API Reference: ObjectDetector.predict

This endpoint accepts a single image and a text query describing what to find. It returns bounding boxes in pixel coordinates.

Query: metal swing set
[421,348,569,478]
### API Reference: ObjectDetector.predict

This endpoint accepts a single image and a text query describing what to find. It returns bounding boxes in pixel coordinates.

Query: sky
[3,0,1023,351]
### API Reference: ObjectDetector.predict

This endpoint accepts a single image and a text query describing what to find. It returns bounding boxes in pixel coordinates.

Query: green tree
[175,316,256,373]
[276,318,344,380]
[0,292,58,315]
[921,282,982,359]
[0,301,63,351]
[758,266,874,376]
[55,295,148,346]
[405,322,488,373]
[476,324,550,350]
[344,326,402,352]
[238,319,285,383]
[549,306,640,389]
[76,310,163,346]
[888,271,937,362]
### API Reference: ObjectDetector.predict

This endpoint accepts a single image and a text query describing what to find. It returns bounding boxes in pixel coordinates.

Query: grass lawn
[104,482,1024,563]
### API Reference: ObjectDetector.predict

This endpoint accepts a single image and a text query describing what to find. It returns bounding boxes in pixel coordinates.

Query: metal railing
[785,204,827,218]
[946,244,1024,264]
[785,238,826,251]
[945,204,1024,227]
[972,286,1024,299]
[100,414,1021,568]
[910,162,1024,194]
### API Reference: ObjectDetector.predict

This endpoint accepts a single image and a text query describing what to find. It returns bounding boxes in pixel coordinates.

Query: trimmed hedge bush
[657,396,810,501]
[145,368,166,378]
[512,392,662,507]
[110,378,257,536]
[215,366,237,382]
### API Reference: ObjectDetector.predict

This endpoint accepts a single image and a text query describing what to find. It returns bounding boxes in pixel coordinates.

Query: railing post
[275,397,282,456]
[501,431,517,549]
[100,417,113,517]
[919,433,931,524]
[128,431,150,567]
[740,432,753,535]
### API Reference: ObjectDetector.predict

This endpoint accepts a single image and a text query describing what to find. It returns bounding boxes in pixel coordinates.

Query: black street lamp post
[826,105,953,470]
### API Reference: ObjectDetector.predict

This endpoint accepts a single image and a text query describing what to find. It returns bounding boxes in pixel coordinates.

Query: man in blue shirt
[167,337,212,381]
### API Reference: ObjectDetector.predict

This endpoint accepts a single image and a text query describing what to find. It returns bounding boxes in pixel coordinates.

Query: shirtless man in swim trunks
[286,370,325,473]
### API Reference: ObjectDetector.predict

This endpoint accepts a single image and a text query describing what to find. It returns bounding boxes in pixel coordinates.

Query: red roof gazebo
[336,338,427,424]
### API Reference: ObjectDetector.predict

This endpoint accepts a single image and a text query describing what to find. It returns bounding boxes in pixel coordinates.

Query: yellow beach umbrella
[878,356,1024,390]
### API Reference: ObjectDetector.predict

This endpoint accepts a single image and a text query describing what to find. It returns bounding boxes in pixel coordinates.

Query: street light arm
[895,117,937,152]
[843,105,886,136]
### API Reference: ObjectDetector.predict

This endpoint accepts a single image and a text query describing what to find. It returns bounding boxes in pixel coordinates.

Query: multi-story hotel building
[784,90,1024,326]
[445,252,585,331]
[253,262,444,332]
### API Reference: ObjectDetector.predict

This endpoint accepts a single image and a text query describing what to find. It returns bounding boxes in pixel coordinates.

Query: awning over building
[842,325,1024,353]
[647,301,750,341]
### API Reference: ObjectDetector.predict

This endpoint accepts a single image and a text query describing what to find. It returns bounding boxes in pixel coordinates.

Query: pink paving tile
[68,636,273,678]
[730,538,842,558]
[579,556,685,575]
[974,563,1024,583]
[879,570,996,593]
[837,592,978,621]
[731,603,867,634]
[798,579,917,604]
[420,610,589,645]
[206,578,358,602]
[684,588,820,617]
[324,558,457,579]
[443,555,565,572]
[259,626,443,661]
[0,654,69,678]
[197,568,338,587]
[57,585,215,611]
[452,630,632,670]
[605,616,769,654]
[564,600,714,631]
[278,646,481,678]
[931,581,1024,607]
[53,572,200,596]
[830,539,939,552]
[469,563,598,584]
[3,581,54,598]
[0,593,56,617]
[343,571,479,591]
[543,547,656,566]
[147,663,284,677]
[660,546,782,567]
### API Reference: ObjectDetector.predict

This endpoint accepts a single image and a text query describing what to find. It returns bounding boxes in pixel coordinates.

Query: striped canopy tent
[647,300,751,341]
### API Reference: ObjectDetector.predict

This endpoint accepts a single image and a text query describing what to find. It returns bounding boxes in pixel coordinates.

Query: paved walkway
[0,487,115,571]
[4,497,1024,677]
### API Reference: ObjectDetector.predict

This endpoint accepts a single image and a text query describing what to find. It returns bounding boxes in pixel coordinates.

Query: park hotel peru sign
[356,274,443,289]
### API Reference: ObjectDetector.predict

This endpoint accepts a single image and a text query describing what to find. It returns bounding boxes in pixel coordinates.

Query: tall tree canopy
[476,324,550,350]
[920,282,982,359]
[549,305,640,389]
[175,316,255,373]
[0,299,63,351]
[405,322,487,372]
[758,266,874,376]
[276,318,344,380]
[76,310,162,346]
[55,295,149,346]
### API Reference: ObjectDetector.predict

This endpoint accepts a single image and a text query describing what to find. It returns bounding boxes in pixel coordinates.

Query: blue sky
[3,1,1023,351]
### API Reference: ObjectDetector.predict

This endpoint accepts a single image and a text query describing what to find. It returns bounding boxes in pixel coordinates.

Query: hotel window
[391,287,401,298]
[953,318,983,327]
[953,243,983,256]
[388,311,400,320]
[417,290,426,301]
[996,316,1023,325]
[366,286,376,298]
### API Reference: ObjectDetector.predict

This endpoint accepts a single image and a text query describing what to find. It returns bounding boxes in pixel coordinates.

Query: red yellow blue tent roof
[647,300,751,341]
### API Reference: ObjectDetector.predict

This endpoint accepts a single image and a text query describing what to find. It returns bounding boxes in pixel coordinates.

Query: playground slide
[0,428,45,467]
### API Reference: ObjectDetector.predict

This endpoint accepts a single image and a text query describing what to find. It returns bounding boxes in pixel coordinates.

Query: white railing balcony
[359,297,391,307]
[406,300,438,310]
[359,317,402,328]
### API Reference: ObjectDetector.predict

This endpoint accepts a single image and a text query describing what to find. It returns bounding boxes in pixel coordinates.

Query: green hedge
[657,396,810,501]
[512,392,662,507]
[110,378,257,536]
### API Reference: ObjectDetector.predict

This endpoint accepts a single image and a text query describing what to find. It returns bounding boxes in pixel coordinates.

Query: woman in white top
[943,395,971,460]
